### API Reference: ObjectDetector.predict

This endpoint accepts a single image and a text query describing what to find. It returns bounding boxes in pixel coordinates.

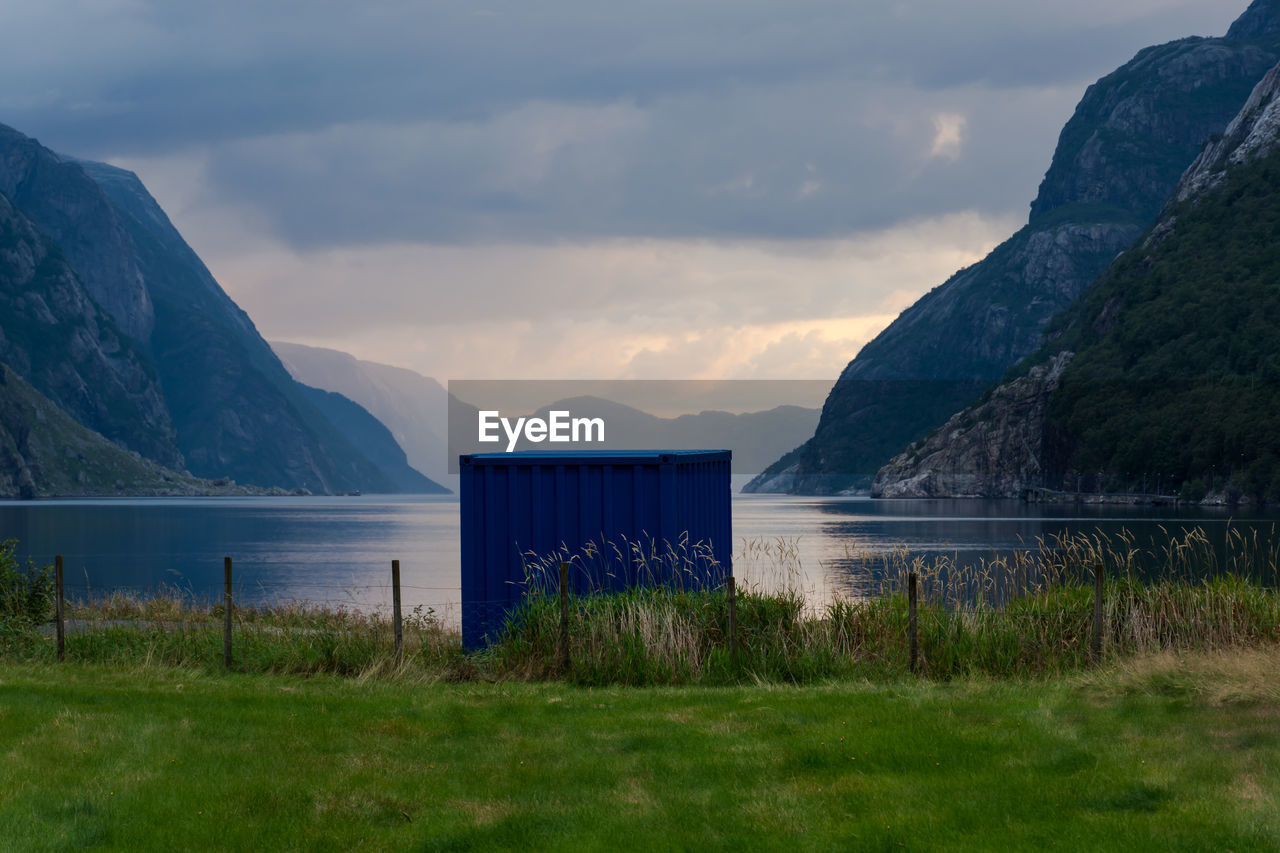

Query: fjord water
[2,495,1277,624]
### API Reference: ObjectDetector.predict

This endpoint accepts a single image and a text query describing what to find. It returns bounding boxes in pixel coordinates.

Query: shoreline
[1024,487,1255,508]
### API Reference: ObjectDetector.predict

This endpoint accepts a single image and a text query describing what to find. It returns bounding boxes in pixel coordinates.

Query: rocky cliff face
[0,191,181,467]
[874,51,1280,500]
[747,0,1280,495]
[1028,37,1280,226]
[1177,60,1280,201]
[872,353,1072,498]
[72,158,398,493]
[1228,0,1280,40]
[0,124,153,342]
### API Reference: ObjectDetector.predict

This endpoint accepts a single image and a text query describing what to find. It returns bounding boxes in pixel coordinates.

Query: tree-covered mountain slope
[874,59,1280,503]
[748,0,1280,495]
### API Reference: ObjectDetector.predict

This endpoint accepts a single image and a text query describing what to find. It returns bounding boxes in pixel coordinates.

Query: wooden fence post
[908,572,919,675]
[727,576,739,670]
[559,561,570,674]
[223,556,233,669]
[392,559,403,665]
[55,555,65,662]
[1091,562,1105,664]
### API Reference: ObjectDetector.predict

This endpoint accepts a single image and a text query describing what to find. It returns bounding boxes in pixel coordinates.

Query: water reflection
[735,495,1280,605]
[2,494,1277,625]
[0,496,462,619]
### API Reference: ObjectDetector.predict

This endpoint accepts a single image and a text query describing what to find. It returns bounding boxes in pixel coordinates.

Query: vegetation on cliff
[0,363,288,498]
[751,1,1280,495]
[1033,144,1280,501]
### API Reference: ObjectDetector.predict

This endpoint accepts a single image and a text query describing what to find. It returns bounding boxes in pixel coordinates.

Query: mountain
[276,345,820,483]
[747,0,1280,495]
[296,383,448,493]
[874,58,1280,502]
[75,157,405,493]
[663,405,821,475]
[0,126,154,343]
[271,343,814,490]
[0,363,283,498]
[271,341,449,484]
[0,187,182,468]
[0,120,433,494]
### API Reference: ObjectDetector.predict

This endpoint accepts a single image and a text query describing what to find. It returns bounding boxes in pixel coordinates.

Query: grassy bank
[2,650,1278,850]
[12,569,1277,686]
[496,573,1280,684]
[493,525,1280,684]
[1,527,1278,684]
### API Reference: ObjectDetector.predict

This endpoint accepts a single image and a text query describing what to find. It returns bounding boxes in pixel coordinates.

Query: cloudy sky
[0,0,1245,381]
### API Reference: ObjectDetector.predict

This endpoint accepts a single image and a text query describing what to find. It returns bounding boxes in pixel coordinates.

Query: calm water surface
[2,494,1277,623]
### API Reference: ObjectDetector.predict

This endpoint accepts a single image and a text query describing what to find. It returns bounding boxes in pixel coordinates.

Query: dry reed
[497,526,1280,684]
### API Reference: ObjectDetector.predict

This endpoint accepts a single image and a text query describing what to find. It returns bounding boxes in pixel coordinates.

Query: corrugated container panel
[459,450,732,649]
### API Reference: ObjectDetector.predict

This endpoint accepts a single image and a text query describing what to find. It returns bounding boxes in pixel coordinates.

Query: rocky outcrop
[1029,37,1280,226]
[748,0,1280,495]
[872,353,1072,498]
[1177,60,1280,201]
[1228,0,1280,40]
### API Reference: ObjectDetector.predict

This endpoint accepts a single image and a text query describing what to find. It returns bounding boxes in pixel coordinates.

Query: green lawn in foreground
[1,652,1278,851]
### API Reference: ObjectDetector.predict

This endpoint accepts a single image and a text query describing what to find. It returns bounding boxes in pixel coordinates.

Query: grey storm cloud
[0,0,1242,246]
[197,80,1074,246]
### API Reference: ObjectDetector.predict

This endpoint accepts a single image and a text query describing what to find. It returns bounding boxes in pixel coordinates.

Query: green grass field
[3,650,1278,851]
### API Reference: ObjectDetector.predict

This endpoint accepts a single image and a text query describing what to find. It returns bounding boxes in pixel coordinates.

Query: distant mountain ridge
[448,392,820,480]
[274,342,821,487]
[0,122,444,495]
[271,341,450,484]
[297,383,447,494]
[747,0,1280,495]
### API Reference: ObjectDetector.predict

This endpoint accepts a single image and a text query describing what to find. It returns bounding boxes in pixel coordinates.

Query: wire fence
[37,554,532,676]
[19,524,1280,682]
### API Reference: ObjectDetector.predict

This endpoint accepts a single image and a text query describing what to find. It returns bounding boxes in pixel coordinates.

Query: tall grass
[518,532,725,595]
[5,527,1279,685]
[0,539,53,647]
[25,589,468,681]
[495,526,1280,684]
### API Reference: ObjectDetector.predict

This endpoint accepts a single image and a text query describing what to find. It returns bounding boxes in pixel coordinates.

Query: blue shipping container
[460,450,732,649]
